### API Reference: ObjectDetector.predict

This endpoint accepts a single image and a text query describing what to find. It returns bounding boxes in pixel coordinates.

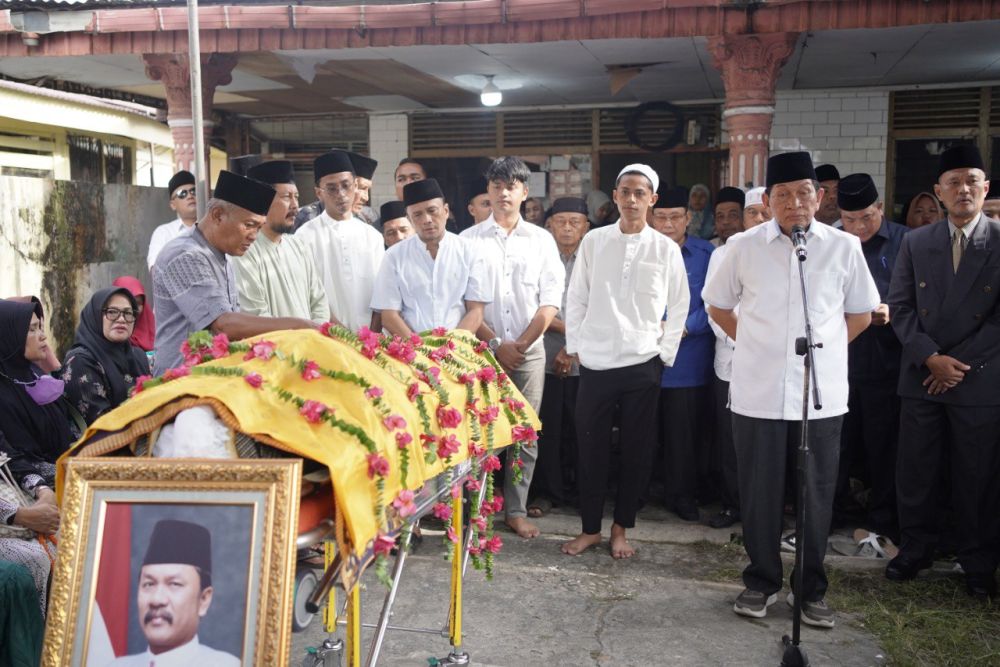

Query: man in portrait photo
[108,519,240,666]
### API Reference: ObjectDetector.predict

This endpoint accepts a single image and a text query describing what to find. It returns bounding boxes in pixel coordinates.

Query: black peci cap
[212,170,276,216]
[767,152,818,189]
[715,186,745,209]
[403,178,445,207]
[346,152,378,180]
[313,150,355,182]
[654,186,689,209]
[142,519,212,574]
[380,200,408,221]
[247,160,295,185]
[937,144,986,178]
[814,164,840,182]
[837,173,879,211]
[167,170,195,196]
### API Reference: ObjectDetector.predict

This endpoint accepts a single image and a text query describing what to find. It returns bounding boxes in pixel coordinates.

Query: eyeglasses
[102,308,136,323]
[172,188,196,200]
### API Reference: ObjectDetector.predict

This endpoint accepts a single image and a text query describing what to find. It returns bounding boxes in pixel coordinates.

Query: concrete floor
[290,505,886,667]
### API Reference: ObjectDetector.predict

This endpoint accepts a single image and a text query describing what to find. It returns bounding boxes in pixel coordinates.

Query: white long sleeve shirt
[565,223,690,371]
[459,214,564,348]
[296,210,385,331]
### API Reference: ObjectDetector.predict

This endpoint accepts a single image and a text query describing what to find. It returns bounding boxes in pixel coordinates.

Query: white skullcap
[745,186,766,208]
[617,163,659,193]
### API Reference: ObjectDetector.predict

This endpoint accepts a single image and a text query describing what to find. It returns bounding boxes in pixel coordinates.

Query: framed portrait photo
[43,458,301,667]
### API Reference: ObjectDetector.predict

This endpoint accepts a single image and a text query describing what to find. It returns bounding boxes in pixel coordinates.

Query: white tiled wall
[368,113,409,207]
[770,89,890,197]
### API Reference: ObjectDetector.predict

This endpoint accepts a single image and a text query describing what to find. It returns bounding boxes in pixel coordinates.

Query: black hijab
[0,298,74,481]
[67,287,149,407]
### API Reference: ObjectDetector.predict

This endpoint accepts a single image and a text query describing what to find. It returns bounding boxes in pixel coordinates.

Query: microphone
[791,225,808,261]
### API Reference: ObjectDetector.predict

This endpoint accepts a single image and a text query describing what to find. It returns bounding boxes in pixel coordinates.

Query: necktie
[952,229,966,273]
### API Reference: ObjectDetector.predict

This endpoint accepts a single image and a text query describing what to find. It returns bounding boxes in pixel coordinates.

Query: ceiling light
[480,76,502,107]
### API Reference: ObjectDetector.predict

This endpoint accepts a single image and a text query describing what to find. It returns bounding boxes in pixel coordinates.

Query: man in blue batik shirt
[649,186,716,522]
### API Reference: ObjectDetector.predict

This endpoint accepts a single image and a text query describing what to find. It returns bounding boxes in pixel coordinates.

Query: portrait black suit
[887,213,1000,584]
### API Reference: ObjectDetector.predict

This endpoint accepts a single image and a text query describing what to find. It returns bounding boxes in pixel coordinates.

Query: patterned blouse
[61,348,148,425]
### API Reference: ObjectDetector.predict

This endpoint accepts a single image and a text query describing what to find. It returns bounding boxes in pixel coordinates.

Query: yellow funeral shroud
[60,329,539,577]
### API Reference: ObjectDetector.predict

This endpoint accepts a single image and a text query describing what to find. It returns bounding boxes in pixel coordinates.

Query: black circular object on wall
[625,101,686,153]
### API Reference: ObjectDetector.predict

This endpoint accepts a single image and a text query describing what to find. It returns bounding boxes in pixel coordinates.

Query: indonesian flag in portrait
[86,503,132,666]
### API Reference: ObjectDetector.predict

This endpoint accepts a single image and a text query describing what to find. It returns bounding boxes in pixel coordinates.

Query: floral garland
[133,326,538,584]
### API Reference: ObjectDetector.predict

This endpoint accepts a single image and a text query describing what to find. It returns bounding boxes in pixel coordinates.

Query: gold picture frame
[43,458,302,667]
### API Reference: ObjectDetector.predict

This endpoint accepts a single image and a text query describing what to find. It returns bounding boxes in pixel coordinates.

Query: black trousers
[659,385,711,500]
[836,378,900,536]
[533,372,579,505]
[714,378,739,512]
[733,414,842,602]
[575,356,661,535]
[897,399,1000,577]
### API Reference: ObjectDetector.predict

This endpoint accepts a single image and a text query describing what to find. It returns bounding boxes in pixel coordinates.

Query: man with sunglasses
[147,171,198,271]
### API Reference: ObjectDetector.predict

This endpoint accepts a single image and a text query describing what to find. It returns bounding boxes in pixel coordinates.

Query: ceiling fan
[453,74,524,92]
[454,74,523,107]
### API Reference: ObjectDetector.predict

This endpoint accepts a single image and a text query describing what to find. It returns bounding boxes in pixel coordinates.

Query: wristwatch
[487,337,503,353]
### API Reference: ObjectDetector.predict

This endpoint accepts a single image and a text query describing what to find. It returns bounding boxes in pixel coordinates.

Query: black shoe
[965,575,998,601]
[673,496,700,522]
[885,553,932,581]
[709,508,740,529]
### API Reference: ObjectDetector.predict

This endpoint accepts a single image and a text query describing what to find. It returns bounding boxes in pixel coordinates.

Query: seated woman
[0,561,44,666]
[3,296,60,373]
[0,298,74,616]
[62,287,151,425]
[112,276,155,353]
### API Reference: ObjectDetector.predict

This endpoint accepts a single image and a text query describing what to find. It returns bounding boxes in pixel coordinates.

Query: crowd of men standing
[137,142,1000,628]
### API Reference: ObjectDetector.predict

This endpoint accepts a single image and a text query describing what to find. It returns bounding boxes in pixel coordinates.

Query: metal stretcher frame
[304,456,492,667]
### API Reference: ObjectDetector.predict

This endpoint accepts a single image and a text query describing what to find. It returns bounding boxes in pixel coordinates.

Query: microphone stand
[781,227,822,667]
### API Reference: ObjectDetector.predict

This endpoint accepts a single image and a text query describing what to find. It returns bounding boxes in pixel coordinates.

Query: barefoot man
[562,165,689,558]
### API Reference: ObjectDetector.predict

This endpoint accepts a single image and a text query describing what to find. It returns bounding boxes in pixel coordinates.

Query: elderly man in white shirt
[147,170,198,271]
[372,178,491,336]
[297,150,385,331]
[561,165,689,560]
[703,151,879,628]
[461,157,565,539]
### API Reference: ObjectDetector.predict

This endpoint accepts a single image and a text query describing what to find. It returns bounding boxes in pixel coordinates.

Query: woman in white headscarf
[688,184,714,239]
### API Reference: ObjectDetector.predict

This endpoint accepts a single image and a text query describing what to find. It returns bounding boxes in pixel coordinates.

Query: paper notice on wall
[529,172,547,197]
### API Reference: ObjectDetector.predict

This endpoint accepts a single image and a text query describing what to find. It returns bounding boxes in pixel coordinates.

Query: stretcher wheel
[292,566,319,632]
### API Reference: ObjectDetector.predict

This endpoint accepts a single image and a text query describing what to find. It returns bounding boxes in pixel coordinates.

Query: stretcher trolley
[59,327,540,667]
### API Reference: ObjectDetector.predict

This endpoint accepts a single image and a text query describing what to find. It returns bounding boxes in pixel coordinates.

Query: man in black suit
[886,144,1000,600]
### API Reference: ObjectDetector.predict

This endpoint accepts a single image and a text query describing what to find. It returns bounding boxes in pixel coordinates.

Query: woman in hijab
[0,298,72,616]
[61,287,151,425]
[585,190,612,226]
[688,184,714,239]
[3,296,60,373]
[902,191,943,230]
[112,276,155,352]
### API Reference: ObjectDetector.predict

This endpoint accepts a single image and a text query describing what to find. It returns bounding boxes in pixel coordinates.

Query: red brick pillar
[708,32,799,188]
[143,53,238,173]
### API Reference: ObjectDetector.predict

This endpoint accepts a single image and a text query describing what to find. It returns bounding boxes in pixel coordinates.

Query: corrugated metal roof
[0,0,442,8]
[0,78,160,118]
